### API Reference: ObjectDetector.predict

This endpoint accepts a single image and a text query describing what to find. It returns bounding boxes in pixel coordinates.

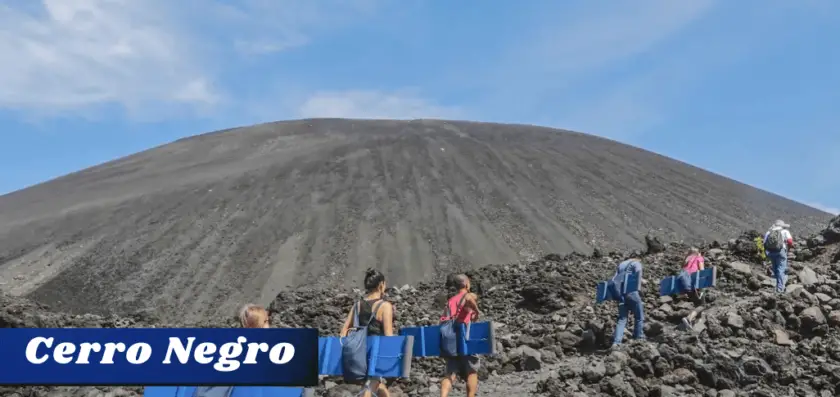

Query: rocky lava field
[3,215,839,397]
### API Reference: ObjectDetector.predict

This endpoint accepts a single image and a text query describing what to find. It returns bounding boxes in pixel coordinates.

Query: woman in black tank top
[339,269,395,397]
[340,268,394,338]
[358,298,385,336]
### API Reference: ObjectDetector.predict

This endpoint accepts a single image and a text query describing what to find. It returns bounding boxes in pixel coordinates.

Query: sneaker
[610,344,620,350]
[681,317,693,330]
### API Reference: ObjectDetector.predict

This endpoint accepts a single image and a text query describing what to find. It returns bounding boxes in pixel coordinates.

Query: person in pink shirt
[678,247,706,329]
[683,248,705,274]
[439,274,480,397]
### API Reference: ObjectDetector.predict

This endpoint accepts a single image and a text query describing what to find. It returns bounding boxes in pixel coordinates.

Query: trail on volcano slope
[2,216,840,396]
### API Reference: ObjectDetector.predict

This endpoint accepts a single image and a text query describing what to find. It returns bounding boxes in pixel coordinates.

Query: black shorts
[445,355,480,378]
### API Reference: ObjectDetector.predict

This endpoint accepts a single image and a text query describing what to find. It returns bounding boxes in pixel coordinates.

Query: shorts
[347,377,385,386]
[445,355,480,378]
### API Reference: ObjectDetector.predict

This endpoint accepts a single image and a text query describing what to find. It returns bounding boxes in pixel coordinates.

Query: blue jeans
[612,291,644,345]
[768,251,788,293]
[678,270,693,292]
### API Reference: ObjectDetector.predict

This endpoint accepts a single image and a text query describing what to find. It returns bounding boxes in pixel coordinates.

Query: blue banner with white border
[0,328,318,386]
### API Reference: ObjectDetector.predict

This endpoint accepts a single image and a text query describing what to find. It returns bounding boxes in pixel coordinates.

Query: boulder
[799,266,819,286]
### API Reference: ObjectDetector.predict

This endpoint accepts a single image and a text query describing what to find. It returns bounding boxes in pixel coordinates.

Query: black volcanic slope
[0,119,831,321]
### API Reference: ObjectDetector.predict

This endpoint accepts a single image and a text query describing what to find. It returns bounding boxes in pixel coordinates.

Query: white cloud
[488,0,716,96]
[0,0,217,114]
[0,0,385,117]
[519,0,716,78]
[296,90,462,120]
[198,0,383,55]
[512,1,837,142]
[470,1,718,140]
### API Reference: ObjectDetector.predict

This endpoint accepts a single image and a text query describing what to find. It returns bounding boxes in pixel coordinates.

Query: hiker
[763,220,794,293]
[339,268,394,397]
[239,303,270,328]
[678,248,706,329]
[234,305,315,397]
[440,274,480,397]
[610,257,645,347]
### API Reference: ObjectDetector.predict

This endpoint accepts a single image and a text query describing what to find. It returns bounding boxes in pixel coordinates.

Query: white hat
[773,219,790,228]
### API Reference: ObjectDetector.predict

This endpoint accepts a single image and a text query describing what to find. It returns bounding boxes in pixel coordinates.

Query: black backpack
[439,294,467,357]
[341,300,383,383]
[765,229,784,252]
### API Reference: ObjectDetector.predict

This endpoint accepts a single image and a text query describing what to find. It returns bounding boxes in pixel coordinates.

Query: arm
[339,306,355,337]
[464,292,480,321]
[784,230,794,248]
[611,263,622,280]
[380,302,394,336]
[698,257,705,271]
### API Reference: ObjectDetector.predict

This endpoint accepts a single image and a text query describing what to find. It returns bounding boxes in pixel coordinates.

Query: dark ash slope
[0,119,831,322]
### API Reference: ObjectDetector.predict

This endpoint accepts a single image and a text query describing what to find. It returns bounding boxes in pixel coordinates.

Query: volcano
[0,119,831,322]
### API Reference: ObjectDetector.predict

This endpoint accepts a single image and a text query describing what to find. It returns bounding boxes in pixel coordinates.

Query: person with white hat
[763,220,794,293]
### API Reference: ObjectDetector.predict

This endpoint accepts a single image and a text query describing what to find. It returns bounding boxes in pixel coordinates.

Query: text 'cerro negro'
[24,336,296,372]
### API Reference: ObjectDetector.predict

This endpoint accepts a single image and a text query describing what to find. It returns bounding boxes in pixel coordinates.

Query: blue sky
[1,0,838,214]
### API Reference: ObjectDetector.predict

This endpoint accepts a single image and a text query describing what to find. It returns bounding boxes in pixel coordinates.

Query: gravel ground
[1,216,839,396]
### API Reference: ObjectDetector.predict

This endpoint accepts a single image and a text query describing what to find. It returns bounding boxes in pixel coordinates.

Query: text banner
[0,328,318,386]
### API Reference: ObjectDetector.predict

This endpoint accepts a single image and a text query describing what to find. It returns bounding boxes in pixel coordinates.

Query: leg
[686,309,698,322]
[682,307,700,330]
[771,253,786,293]
[778,254,788,292]
[628,292,645,340]
[371,379,389,397]
[465,373,478,397]
[770,254,781,290]
[440,374,456,397]
[440,359,458,397]
[464,356,480,397]
[612,302,629,345]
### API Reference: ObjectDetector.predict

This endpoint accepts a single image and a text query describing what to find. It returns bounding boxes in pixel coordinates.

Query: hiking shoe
[681,317,693,330]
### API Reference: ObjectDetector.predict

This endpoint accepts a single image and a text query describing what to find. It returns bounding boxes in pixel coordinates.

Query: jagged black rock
[2,215,839,396]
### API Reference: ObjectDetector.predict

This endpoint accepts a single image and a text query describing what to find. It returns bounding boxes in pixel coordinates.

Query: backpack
[608,260,640,303]
[341,299,383,383]
[765,229,785,252]
[439,294,468,357]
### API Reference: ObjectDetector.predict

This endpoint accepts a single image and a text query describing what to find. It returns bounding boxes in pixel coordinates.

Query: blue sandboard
[317,335,414,378]
[398,321,496,358]
[595,272,641,304]
[143,386,312,397]
[659,267,717,296]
